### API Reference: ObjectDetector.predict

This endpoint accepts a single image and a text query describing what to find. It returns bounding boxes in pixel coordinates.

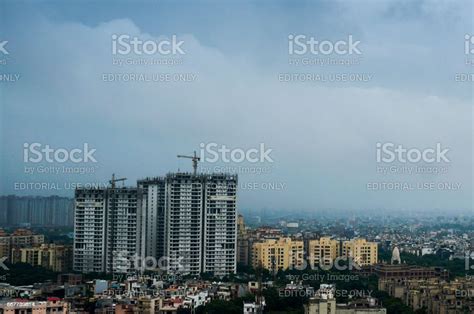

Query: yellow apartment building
[252,237,304,271]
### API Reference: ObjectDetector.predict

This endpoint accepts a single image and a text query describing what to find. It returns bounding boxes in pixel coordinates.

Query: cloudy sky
[0,0,472,212]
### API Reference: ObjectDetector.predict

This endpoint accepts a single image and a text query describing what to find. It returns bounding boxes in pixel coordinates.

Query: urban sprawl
[0,171,473,313]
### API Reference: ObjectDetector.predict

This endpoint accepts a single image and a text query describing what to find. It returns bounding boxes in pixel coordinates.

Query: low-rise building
[304,285,386,314]
[360,264,450,281]
[12,243,72,272]
[379,277,474,313]
[0,228,45,261]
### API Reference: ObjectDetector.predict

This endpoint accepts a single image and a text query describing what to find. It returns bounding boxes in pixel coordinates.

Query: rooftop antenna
[177,151,200,175]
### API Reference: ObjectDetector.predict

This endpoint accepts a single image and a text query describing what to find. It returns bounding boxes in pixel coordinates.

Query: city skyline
[0,1,473,313]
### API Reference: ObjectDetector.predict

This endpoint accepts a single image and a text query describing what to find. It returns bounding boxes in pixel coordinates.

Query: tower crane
[109,173,127,188]
[177,151,200,175]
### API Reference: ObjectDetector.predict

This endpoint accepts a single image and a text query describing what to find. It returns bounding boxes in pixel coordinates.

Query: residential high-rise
[74,188,107,273]
[73,187,138,273]
[137,177,166,267]
[105,187,139,273]
[165,173,204,275]
[202,173,237,276]
[137,173,238,276]
[74,172,237,276]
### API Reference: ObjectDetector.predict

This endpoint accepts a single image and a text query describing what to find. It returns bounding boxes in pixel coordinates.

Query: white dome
[391,246,401,264]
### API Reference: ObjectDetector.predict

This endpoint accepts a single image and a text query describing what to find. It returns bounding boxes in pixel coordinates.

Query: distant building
[306,237,378,269]
[238,214,246,236]
[0,228,45,261]
[12,243,72,272]
[252,237,304,271]
[308,237,339,268]
[237,237,251,266]
[0,195,74,227]
[237,215,252,266]
[238,226,283,267]
[253,227,283,239]
[360,264,449,281]
[341,238,378,266]
[421,247,434,256]
[0,229,9,260]
[286,222,299,228]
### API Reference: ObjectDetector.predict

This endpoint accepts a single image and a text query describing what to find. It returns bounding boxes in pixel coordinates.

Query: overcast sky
[0,0,472,212]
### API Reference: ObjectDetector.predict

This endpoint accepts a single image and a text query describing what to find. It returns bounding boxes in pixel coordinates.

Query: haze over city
[0,1,474,314]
